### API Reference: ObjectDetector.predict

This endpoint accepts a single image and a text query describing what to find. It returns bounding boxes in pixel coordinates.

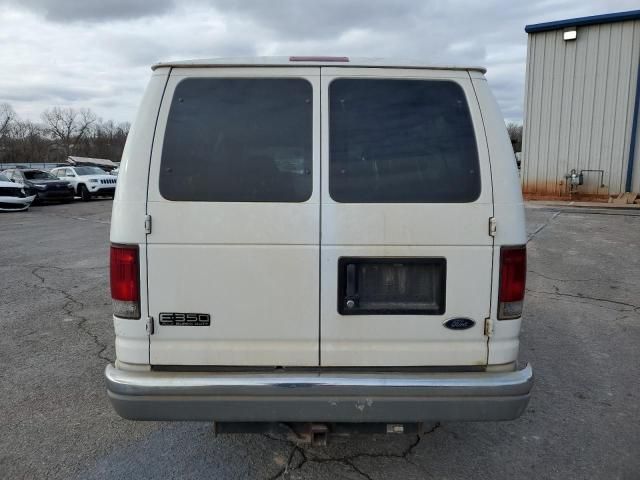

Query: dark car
[2,168,75,203]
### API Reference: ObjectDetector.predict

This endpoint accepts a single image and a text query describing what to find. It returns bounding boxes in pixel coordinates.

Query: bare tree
[506,122,523,153]
[1,105,128,165]
[41,106,97,155]
[71,118,129,160]
[8,120,49,163]
[0,102,16,138]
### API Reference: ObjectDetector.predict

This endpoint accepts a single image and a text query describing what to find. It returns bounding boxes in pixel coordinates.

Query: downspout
[625,51,640,193]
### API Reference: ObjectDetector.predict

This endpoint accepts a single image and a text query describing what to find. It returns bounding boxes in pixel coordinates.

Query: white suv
[105,57,532,434]
[51,166,117,201]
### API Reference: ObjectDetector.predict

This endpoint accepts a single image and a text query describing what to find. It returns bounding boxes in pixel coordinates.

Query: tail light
[110,244,140,319]
[498,245,526,319]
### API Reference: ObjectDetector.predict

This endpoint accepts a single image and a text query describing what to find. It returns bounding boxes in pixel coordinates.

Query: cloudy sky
[0,0,637,124]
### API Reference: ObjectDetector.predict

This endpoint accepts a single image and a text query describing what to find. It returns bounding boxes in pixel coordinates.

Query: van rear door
[319,68,493,366]
[146,67,321,366]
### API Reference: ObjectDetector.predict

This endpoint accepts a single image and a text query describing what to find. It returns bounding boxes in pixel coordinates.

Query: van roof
[151,56,487,74]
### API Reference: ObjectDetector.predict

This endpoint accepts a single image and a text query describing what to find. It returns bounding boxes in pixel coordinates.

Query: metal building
[522,10,640,199]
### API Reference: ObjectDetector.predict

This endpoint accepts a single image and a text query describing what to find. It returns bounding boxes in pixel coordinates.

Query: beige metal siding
[522,20,640,196]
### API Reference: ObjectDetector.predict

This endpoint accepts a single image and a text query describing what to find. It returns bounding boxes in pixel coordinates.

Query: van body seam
[467,73,495,366]
[144,67,172,363]
[318,67,323,367]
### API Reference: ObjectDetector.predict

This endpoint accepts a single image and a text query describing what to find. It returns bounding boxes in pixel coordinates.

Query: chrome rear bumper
[105,363,533,422]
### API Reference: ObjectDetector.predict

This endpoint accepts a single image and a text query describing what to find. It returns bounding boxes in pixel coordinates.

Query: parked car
[0,172,36,211]
[1,168,75,204]
[50,166,117,201]
[105,57,532,437]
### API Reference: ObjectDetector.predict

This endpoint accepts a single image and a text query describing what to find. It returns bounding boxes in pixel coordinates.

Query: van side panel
[470,79,526,242]
[110,69,170,366]
[472,79,527,365]
[112,69,171,237]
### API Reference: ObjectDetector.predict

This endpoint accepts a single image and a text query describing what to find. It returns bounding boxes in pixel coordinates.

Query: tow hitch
[212,422,431,445]
[297,423,329,446]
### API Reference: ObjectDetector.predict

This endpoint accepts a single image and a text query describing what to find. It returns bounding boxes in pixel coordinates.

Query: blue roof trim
[625,50,640,192]
[525,9,640,33]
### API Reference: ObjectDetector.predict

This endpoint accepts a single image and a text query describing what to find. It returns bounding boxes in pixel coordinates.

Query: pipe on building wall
[625,50,640,193]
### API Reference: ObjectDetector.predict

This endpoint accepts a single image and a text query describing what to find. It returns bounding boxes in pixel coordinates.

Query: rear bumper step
[105,363,533,422]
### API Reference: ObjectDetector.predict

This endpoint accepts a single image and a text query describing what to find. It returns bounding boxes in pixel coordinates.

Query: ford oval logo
[444,318,475,330]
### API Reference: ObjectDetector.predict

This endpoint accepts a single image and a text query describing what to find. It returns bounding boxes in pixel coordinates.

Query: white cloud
[0,0,638,123]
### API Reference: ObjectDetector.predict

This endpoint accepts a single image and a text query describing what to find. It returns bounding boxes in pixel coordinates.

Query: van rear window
[160,78,313,202]
[329,79,481,203]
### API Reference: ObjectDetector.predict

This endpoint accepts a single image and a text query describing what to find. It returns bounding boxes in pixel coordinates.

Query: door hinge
[144,214,152,234]
[484,318,493,336]
[146,316,154,335]
[488,217,497,237]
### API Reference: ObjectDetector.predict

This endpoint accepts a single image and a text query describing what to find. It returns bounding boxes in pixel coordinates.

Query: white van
[106,57,532,433]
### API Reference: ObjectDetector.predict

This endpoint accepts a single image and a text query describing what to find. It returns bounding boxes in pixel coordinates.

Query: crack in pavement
[528,270,598,283]
[12,328,40,340]
[264,424,439,479]
[2,264,108,272]
[527,210,562,241]
[526,288,640,314]
[29,266,114,363]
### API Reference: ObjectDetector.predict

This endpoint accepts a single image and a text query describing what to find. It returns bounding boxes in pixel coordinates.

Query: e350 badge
[159,312,211,326]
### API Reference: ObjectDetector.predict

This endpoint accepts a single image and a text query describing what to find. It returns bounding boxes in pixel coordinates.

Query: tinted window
[160,78,313,202]
[0,173,10,182]
[23,170,56,180]
[75,167,105,175]
[329,79,481,203]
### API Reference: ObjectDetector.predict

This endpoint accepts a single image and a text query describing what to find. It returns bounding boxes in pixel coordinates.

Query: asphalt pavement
[0,200,639,479]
